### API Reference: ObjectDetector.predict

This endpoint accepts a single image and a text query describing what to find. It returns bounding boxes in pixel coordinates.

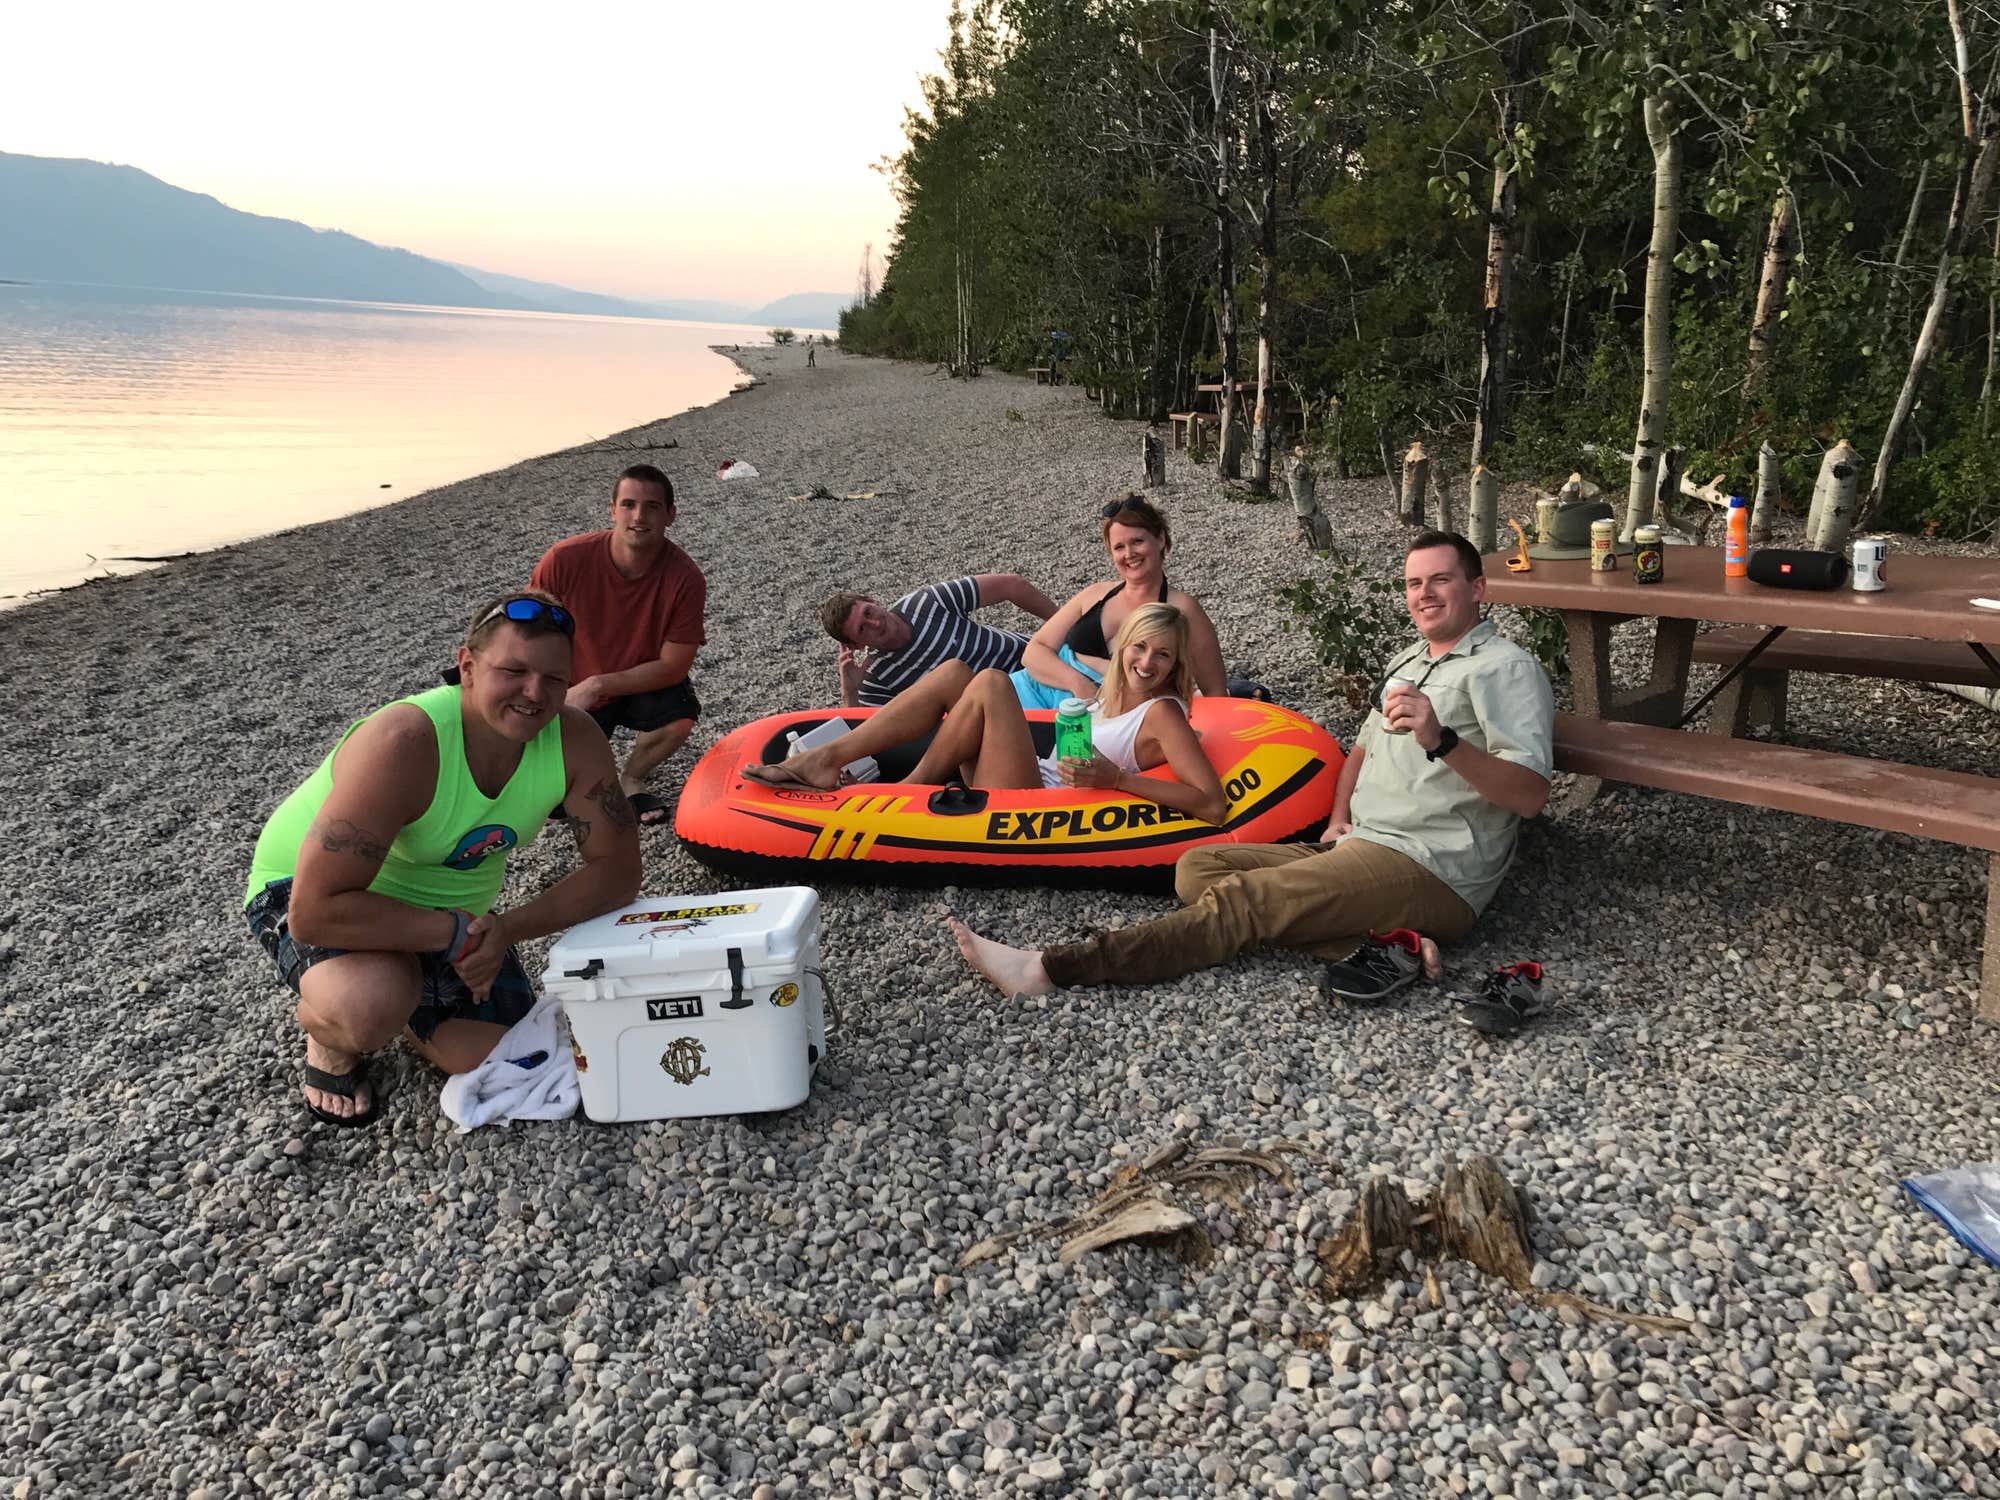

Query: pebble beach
[3,344,1999,1499]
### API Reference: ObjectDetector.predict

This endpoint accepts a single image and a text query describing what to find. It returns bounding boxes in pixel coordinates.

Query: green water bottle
[1055,696,1095,762]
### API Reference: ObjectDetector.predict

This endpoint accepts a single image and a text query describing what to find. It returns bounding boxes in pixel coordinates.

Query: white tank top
[1037,696,1186,789]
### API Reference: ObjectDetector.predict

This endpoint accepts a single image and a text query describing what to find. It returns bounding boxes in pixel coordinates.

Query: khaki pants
[1042,837,1475,989]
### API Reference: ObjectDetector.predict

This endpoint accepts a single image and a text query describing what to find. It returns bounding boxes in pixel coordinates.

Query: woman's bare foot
[948,917,1056,997]
[302,1036,373,1120]
[741,755,840,790]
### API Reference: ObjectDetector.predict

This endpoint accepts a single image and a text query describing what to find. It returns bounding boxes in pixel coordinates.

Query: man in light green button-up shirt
[950,532,1555,1002]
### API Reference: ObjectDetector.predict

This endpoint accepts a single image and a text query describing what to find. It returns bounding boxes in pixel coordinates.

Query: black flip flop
[630,791,672,827]
[302,1058,381,1129]
[1225,677,1275,703]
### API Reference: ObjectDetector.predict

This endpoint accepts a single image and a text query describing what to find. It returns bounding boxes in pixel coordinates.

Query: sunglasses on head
[476,597,575,637]
[1102,499,1150,519]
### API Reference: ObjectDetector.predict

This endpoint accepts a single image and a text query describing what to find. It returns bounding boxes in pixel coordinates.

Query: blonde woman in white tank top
[898,603,1227,826]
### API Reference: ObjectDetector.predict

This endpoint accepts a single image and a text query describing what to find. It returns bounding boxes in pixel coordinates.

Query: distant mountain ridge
[0,151,849,326]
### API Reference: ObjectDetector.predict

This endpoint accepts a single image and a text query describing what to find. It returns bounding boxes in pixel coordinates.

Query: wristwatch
[1425,726,1460,762]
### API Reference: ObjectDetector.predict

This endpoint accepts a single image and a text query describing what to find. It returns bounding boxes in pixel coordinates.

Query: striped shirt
[858,576,1030,706]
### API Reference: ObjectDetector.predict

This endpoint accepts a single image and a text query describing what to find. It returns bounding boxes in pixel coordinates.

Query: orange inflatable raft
[674,698,1344,891]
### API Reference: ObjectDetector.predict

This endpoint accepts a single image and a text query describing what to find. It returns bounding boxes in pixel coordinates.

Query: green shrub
[1277,552,1409,711]
[769,328,797,346]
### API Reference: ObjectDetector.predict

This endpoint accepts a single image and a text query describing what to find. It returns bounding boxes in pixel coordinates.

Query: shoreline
[2,348,1996,1495]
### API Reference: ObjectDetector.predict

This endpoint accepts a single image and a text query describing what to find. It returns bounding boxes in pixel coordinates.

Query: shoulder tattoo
[310,817,390,862]
[587,776,637,835]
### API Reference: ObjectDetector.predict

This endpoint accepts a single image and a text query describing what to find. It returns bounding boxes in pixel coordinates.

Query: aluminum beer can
[1589,517,1618,572]
[1535,497,1558,546]
[1054,696,1095,761]
[1850,535,1887,592]
[1633,525,1664,584]
[1382,674,1416,733]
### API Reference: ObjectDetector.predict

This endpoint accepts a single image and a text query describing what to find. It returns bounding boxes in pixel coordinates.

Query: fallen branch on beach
[584,435,679,452]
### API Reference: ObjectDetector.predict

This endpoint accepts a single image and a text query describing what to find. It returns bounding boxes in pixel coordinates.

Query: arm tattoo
[562,814,592,855]
[311,817,390,863]
[587,775,638,835]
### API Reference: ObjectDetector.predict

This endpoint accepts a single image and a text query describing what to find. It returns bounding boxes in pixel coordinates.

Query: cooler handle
[720,947,750,1009]
[807,965,840,1046]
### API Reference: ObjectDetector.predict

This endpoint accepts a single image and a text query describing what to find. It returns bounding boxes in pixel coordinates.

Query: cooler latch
[720,947,750,1009]
[563,958,605,980]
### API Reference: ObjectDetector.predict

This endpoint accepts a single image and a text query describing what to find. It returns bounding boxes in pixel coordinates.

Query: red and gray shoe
[1457,962,1547,1037]
[1320,929,1426,1004]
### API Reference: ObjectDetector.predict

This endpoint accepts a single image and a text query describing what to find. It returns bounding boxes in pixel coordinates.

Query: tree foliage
[843,0,2000,536]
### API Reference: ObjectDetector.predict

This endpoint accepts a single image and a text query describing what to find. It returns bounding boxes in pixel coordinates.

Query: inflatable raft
[675,699,1344,891]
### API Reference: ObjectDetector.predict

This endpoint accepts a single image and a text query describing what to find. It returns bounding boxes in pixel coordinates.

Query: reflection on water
[0,282,769,604]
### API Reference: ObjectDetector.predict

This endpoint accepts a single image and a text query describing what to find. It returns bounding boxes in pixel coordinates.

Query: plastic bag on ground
[1902,1163,2000,1267]
[718,459,759,481]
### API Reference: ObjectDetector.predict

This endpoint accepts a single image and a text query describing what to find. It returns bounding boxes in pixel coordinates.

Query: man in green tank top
[244,592,642,1126]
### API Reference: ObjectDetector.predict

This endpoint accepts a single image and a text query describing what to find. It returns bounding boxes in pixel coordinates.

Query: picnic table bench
[1486,548,2000,1018]
[1691,625,2000,736]
[1027,366,1062,386]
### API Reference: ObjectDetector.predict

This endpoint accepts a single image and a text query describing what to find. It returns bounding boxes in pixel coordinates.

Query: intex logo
[773,789,841,804]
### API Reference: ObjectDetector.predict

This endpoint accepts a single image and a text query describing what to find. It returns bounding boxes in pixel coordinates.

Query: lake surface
[0,283,784,605]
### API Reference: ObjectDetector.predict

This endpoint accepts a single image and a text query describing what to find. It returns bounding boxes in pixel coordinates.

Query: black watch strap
[1426,726,1460,762]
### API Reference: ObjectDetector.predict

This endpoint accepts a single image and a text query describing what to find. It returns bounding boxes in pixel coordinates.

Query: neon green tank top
[244,684,567,914]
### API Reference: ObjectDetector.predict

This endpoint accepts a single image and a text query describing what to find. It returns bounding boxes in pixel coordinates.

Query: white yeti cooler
[541,888,826,1122]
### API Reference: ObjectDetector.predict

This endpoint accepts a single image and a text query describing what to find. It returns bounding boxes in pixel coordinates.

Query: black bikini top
[1064,577,1169,659]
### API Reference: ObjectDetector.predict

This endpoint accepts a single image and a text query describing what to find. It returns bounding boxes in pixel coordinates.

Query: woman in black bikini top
[1012,495,1226,709]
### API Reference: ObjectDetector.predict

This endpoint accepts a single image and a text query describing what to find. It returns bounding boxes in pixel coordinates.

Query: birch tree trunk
[1806,440,1863,551]
[1982,210,2000,433]
[1863,129,2000,527]
[1469,465,1499,553]
[1471,17,1522,465]
[1750,440,1783,544]
[1401,442,1430,528]
[1249,91,1279,492]
[1741,190,1796,404]
[1880,161,1931,345]
[1624,93,1681,542]
[1209,29,1244,480]
[1379,425,1398,515]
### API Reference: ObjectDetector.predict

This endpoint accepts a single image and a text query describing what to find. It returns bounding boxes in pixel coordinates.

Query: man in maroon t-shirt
[529,464,706,825]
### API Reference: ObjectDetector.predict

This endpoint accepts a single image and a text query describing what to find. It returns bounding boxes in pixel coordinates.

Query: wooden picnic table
[1484,547,2000,1017]
[1484,548,2000,726]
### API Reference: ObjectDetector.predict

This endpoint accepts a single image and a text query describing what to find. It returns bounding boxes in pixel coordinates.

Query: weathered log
[1400,442,1430,527]
[1317,1155,1537,1298]
[1468,465,1499,552]
[1142,428,1166,488]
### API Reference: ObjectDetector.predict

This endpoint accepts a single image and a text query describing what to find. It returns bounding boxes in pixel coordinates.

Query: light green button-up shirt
[1340,618,1555,916]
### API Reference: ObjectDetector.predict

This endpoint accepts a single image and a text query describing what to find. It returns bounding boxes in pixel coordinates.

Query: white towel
[439,997,578,1131]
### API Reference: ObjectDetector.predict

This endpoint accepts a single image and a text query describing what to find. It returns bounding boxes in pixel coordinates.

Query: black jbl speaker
[1747,548,1849,590]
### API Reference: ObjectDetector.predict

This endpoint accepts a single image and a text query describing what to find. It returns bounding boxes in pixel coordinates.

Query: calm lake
[0,282,785,605]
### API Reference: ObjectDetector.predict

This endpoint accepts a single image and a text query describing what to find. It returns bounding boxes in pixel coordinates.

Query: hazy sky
[4,1,953,305]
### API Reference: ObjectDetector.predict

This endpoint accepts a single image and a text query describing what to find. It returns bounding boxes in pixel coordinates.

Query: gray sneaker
[1457,962,1547,1037]
[1320,929,1425,1004]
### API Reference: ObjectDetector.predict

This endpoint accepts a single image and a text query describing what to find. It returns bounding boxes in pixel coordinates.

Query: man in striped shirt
[821,574,1058,707]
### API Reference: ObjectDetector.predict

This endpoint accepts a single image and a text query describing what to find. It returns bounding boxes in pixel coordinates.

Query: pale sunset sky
[3,1,954,305]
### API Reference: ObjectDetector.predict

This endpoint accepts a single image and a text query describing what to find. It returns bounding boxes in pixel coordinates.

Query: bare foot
[948,917,1057,997]
[741,756,840,790]
[1418,935,1443,981]
[302,1036,373,1121]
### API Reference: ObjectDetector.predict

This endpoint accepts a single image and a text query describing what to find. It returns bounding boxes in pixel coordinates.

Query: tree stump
[1751,440,1782,544]
[1401,442,1430,527]
[1288,452,1331,551]
[1468,465,1499,553]
[1806,439,1861,552]
[1142,428,1166,488]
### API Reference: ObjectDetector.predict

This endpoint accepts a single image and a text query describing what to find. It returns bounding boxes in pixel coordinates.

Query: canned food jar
[1535,498,1558,546]
[1054,697,1096,761]
[1633,525,1664,584]
[1589,517,1618,572]
[1851,536,1887,592]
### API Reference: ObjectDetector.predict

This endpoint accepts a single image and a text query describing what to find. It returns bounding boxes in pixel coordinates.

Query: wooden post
[1750,440,1782,544]
[1401,442,1430,527]
[1437,469,1458,535]
[1142,428,1166,488]
[1469,465,1499,553]
[1378,425,1398,514]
